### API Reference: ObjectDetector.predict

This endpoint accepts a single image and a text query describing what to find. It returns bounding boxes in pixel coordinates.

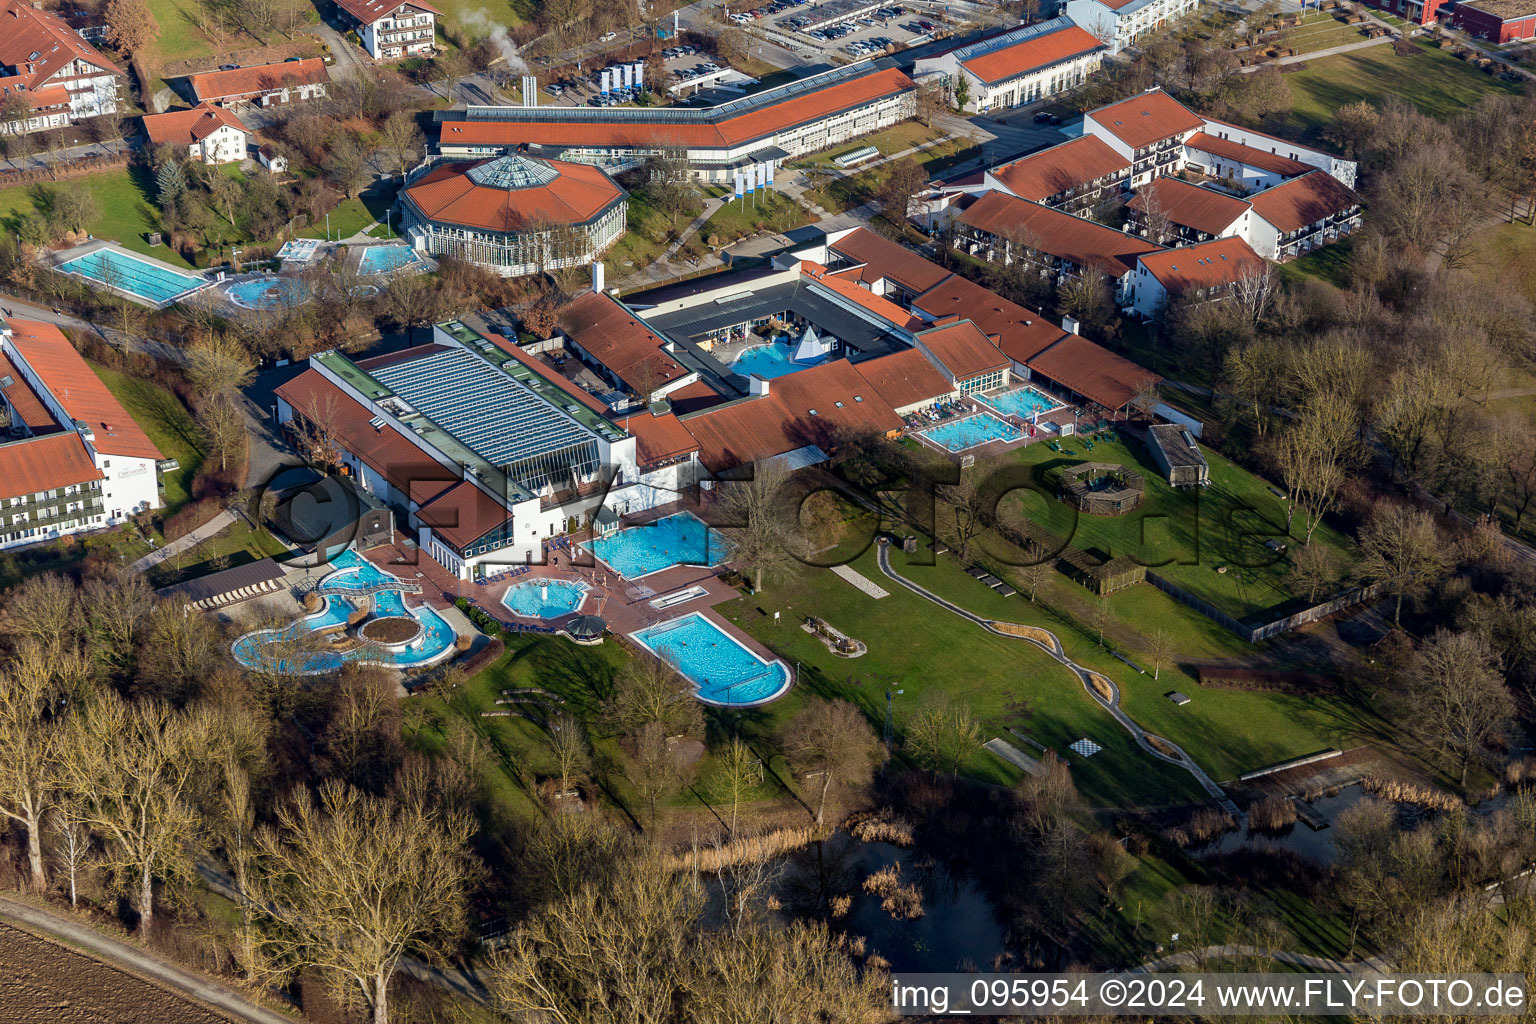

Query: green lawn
[718,545,1212,809]
[700,190,810,245]
[0,168,195,268]
[146,520,290,587]
[1279,234,1354,289]
[88,361,203,512]
[294,191,396,242]
[998,433,1356,622]
[145,0,220,64]
[1267,39,1522,144]
[788,122,950,170]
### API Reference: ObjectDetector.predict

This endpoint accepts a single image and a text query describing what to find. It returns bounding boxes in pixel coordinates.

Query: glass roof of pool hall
[368,346,603,491]
[465,153,561,190]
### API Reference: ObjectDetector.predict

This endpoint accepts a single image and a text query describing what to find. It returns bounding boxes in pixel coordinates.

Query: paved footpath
[0,895,299,1024]
[875,540,1242,817]
[130,509,238,572]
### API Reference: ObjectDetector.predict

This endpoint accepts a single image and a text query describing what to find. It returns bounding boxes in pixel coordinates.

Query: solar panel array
[449,59,896,125]
[952,15,1078,63]
[369,347,598,470]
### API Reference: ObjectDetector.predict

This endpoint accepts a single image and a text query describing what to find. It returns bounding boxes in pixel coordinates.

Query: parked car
[599,30,617,40]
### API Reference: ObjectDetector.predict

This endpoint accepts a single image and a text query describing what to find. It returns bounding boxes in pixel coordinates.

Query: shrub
[1248,795,1297,833]
[1361,776,1459,812]
[849,811,915,847]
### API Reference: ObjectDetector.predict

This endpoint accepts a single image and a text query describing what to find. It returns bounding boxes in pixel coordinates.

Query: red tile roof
[828,227,952,294]
[559,291,691,396]
[1026,334,1160,410]
[440,68,914,153]
[665,378,730,415]
[0,351,58,433]
[403,157,626,233]
[991,136,1129,202]
[959,191,1166,278]
[1127,177,1250,236]
[6,320,161,460]
[682,360,902,472]
[333,0,440,26]
[614,409,700,464]
[1246,170,1358,233]
[143,102,250,146]
[189,58,328,102]
[1136,236,1266,294]
[854,348,953,410]
[1087,89,1203,150]
[802,263,923,328]
[1185,132,1313,178]
[416,480,512,550]
[910,273,1066,365]
[0,433,102,501]
[274,369,456,502]
[959,24,1104,84]
[914,320,1009,381]
[0,0,120,92]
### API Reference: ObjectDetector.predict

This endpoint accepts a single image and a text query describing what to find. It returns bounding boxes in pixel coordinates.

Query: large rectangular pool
[583,512,729,579]
[918,413,1023,452]
[57,248,206,307]
[631,612,790,706]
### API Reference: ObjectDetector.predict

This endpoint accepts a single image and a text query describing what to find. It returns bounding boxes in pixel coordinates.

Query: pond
[776,833,1009,973]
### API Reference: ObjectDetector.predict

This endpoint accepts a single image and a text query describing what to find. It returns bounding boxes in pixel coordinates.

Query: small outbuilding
[1147,422,1209,487]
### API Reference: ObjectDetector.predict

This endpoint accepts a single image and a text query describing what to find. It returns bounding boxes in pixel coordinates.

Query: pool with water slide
[502,579,589,619]
[631,612,791,706]
[918,413,1023,452]
[583,512,729,579]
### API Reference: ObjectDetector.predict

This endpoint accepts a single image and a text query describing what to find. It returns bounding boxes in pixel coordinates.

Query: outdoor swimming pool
[631,612,791,706]
[731,340,828,379]
[318,550,400,591]
[358,245,422,275]
[502,578,589,619]
[918,413,1024,452]
[584,512,729,579]
[58,248,206,307]
[231,556,457,674]
[981,385,1061,420]
[226,276,310,309]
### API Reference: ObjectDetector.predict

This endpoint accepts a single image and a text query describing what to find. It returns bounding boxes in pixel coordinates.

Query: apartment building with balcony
[333,0,439,60]
[0,317,162,549]
[1065,0,1202,53]
[0,0,121,135]
[913,17,1106,114]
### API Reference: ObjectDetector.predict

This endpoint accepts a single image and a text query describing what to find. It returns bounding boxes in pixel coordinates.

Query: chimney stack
[591,260,604,294]
[748,374,770,396]
[1062,315,1080,336]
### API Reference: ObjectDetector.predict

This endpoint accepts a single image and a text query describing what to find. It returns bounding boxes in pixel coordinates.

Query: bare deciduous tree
[250,781,475,1024]
[1409,630,1513,787]
[715,458,798,592]
[1358,502,1451,625]
[779,700,880,826]
[904,695,981,777]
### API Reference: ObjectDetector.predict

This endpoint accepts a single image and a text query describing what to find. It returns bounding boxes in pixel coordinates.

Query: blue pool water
[358,245,421,275]
[732,340,828,379]
[231,550,457,674]
[226,276,310,309]
[584,512,729,579]
[919,413,1023,452]
[58,248,205,306]
[632,612,790,706]
[982,385,1061,420]
[502,579,589,619]
[318,550,399,590]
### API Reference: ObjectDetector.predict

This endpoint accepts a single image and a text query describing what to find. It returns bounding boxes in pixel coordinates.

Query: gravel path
[875,540,1242,816]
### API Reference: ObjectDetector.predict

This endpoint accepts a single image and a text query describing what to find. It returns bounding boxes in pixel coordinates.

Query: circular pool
[226,276,311,309]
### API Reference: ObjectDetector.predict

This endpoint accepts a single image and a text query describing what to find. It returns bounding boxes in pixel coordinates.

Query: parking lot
[768,2,945,58]
[538,44,728,107]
